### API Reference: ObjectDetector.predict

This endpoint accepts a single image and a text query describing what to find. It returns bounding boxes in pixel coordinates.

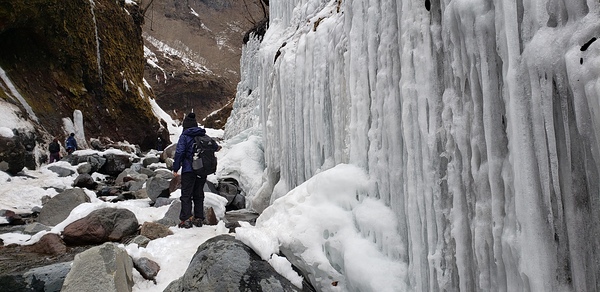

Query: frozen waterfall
[225,0,600,291]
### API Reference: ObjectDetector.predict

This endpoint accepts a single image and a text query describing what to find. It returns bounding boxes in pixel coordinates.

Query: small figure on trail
[172,112,220,229]
[156,137,163,151]
[65,133,78,154]
[48,137,61,163]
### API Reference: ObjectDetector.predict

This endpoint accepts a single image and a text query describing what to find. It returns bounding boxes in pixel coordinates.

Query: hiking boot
[192,217,203,227]
[178,219,193,229]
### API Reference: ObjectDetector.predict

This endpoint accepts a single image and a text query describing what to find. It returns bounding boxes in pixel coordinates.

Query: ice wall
[227,0,600,290]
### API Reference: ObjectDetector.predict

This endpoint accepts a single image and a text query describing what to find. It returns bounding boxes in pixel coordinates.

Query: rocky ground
[0,209,259,277]
[0,224,91,276]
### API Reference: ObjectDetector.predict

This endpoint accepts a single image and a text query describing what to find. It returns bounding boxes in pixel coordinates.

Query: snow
[0,127,13,138]
[0,67,39,123]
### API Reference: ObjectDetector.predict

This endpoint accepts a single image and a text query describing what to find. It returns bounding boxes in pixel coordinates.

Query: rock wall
[0,0,161,150]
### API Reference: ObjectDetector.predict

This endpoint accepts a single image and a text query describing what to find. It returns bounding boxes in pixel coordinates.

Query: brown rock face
[62,208,139,245]
[24,233,67,255]
[0,0,162,149]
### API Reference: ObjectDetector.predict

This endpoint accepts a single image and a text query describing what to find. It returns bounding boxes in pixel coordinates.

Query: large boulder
[217,178,246,211]
[72,173,98,190]
[62,154,106,173]
[61,243,133,292]
[115,168,146,185]
[0,136,25,175]
[23,233,67,255]
[23,261,72,292]
[115,169,148,192]
[163,235,302,292]
[156,200,181,227]
[0,261,72,292]
[37,188,90,226]
[146,176,171,202]
[47,165,75,177]
[62,208,139,245]
[100,154,133,176]
[142,156,159,167]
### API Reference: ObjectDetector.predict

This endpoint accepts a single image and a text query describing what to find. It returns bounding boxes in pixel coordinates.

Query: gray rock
[62,154,106,173]
[154,197,175,208]
[100,154,132,176]
[146,176,171,202]
[153,168,174,180]
[132,188,148,199]
[156,199,181,227]
[0,261,72,292]
[116,169,148,192]
[163,277,183,291]
[164,235,302,292]
[133,257,160,281]
[31,206,43,214]
[47,165,75,177]
[61,243,133,292]
[23,222,50,235]
[140,221,172,240]
[129,163,143,172]
[37,188,90,226]
[76,163,92,174]
[73,173,98,190]
[142,156,160,167]
[115,169,138,185]
[139,167,155,178]
[0,133,27,175]
[125,180,145,192]
[128,235,151,248]
[23,261,72,292]
[84,155,107,173]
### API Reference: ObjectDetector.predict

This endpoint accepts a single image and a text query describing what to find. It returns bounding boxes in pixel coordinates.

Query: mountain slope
[141,0,267,125]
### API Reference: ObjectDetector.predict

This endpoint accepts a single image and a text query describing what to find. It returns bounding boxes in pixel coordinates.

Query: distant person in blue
[172,112,220,228]
[65,133,78,154]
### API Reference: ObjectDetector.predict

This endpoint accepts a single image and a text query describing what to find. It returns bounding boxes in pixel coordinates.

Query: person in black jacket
[172,112,220,228]
[48,138,61,163]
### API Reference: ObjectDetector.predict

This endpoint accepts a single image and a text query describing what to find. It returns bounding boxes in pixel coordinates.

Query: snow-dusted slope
[227,0,600,291]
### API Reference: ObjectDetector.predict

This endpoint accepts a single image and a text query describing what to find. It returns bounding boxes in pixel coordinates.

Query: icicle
[89,0,103,84]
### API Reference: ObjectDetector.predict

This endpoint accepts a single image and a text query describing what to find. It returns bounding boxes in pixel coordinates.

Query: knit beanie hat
[182,112,197,129]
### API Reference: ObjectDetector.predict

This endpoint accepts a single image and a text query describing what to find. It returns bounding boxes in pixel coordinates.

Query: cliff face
[0,0,161,150]
[141,0,266,125]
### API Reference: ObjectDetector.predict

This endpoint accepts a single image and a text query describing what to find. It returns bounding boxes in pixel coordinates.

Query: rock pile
[0,146,268,292]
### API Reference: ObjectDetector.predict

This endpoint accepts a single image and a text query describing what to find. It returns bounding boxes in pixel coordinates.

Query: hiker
[65,133,78,154]
[172,112,220,228]
[48,138,61,163]
[156,137,163,151]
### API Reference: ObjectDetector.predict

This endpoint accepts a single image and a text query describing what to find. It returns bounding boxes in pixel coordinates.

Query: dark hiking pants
[179,172,206,221]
